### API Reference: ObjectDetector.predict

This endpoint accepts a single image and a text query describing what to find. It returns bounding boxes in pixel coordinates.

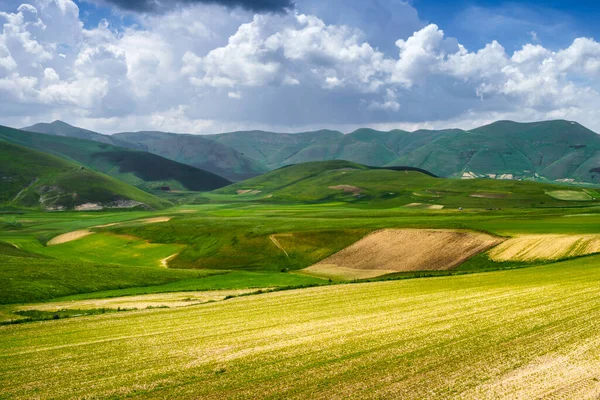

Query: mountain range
[23,119,600,184]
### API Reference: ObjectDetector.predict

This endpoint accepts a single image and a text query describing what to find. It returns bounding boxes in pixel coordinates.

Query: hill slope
[388,120,600,183]
[3,125,231,192]
[23,119,600,184]
[217,160,599,208]
[112,131,268,181]
[0,141,170,210]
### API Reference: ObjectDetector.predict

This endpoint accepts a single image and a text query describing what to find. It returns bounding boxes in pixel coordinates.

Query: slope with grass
[112,130,269,181]
[22,119,600,184]
[6,124,231,191]
[3,255,600,398]
[388,120,600,183]
[0,140,170,210]
[216,160,599,208]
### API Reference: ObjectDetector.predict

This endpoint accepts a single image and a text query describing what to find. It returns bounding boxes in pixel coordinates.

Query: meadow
[2,255,600,399]
[2,170,600,398]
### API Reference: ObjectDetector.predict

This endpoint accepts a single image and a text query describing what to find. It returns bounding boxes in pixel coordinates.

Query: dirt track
[306,229,502,278]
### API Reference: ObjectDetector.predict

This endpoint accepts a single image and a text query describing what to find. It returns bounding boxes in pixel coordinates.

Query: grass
[216,160,600,209]
[0,140,171,210]
[52,271,327,301]
[0,254,216,304]
[40,232,185,267]
[546,190,593,201]
[3,255,600,398]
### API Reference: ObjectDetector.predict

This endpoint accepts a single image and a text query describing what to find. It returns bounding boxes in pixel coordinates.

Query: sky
[1,0,600,134]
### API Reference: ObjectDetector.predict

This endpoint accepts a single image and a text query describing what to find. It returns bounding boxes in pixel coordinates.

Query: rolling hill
[0,140,170,210]
[388,120,600,183]
[23,121,267,181]
[204,121,600,184]
[112,131,268,181]
[216,160,600,208]
[2,125,231,192]
[22,119,600,184]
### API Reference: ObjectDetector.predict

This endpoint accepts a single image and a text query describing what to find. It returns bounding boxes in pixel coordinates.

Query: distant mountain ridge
[22,119,600,184]
[4,125,231,192]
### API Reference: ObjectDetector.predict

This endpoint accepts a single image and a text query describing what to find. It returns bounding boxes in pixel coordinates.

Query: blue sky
[1,0,600,134]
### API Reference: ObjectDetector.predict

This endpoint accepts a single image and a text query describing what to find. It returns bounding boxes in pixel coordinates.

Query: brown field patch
[302,229,502,279]
[328,185,362,196]
[138,217,172,224]
[47,230,94,246]
[237,190,262,195]
[16,290,263,312]
[469,193,509,199]
[489,234,600,262]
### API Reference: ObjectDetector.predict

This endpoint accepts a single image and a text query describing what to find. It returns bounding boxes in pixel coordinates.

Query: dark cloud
[101,0,294,13]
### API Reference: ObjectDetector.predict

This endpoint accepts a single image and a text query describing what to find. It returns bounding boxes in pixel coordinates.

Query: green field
[2,159,600,398]
[2,255,600,398]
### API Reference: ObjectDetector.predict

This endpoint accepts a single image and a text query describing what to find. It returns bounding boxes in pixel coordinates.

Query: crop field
[302,229,502,279]
[489,234,600,262]
[2,174,600,398]
[2,255,600,399]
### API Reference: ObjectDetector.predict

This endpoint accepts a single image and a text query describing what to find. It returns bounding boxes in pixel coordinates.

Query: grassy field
[2,255,600,398]
[1,165,600,398]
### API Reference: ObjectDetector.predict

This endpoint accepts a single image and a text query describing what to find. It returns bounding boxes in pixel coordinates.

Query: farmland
[2,255,600,398]
[1,166,600,398]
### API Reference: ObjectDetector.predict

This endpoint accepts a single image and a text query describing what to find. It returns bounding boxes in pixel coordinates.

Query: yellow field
[2,256,600,399]
[47,230,94,245]
[15,289,262,312]
[489,234,600,262]
[302,229,501,279]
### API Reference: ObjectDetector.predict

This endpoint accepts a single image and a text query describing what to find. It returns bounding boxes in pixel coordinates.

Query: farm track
[3,256,600,398]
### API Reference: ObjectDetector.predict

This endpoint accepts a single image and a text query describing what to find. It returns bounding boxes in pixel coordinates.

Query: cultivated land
[3,256,600,399]
[1,159,600,398]
[302,229,502,280]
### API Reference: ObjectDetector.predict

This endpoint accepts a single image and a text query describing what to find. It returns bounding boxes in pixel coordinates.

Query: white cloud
[2,1,600,135]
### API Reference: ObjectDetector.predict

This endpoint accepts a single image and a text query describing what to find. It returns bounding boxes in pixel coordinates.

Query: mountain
[22,119,600,184]
[112,131,268,181]
[22,121,267,181]
[0,140,170,211]
[216,160,599,208]
[3,125,231,192]
[388,120,600,183]
[24,120,131,147]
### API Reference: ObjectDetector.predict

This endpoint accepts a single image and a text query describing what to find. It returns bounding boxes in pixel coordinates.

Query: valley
[1,121,600,399]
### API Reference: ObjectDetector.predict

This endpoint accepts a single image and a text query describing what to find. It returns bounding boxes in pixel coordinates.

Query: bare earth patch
[328,185,363,196]
[237,190,262,195]
[489,234,600,262]
[47,230,94,246]
[301,229,502,280]
[16,290,264,312]
[404,203,444,210]
[469,193,508,199]
[138,217,172,224]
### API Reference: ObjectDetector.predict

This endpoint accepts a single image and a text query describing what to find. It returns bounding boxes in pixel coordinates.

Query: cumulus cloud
[96,0,294,13]
[2,0,600,133]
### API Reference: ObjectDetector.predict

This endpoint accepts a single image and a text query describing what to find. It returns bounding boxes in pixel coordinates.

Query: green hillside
[24,120,131,147]
[217,160,599,208]
[388,120,600,183]
[2,125,231,191]
[0,141,170,210]
[113,131,268,181]
[21,119,600,184]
